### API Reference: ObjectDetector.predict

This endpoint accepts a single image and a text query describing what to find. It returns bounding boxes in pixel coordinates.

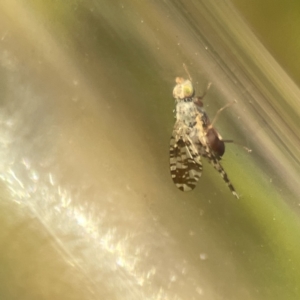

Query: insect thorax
[175,98,198,127]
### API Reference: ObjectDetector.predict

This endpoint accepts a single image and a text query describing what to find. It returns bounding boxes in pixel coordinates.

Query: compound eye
[173,79,194,99]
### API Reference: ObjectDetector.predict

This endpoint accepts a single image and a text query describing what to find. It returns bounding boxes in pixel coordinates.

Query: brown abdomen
[206,128,225,157]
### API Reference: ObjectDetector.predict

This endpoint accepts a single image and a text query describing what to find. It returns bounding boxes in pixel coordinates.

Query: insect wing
[170,124,202,191]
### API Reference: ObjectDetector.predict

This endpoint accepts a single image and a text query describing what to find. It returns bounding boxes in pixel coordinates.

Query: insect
[169,68,251,199]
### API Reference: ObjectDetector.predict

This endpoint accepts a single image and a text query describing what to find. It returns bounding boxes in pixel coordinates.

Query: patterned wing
[170,124,202,192]
[202,147,239,199]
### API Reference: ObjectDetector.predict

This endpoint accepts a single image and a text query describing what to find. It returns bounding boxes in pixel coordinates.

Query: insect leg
[205,149,239,199]
[210,100,236,127]
[222,139,252,153]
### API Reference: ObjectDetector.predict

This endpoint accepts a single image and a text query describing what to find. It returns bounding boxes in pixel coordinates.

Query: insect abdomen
[206,128,225,157]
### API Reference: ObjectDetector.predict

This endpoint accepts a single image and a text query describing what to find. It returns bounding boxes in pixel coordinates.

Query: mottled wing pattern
[170,122,202,191]
[170,76,240,198]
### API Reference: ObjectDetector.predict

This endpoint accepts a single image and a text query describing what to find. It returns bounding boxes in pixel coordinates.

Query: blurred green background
[233,0,300,84]
[1,1,300,300]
